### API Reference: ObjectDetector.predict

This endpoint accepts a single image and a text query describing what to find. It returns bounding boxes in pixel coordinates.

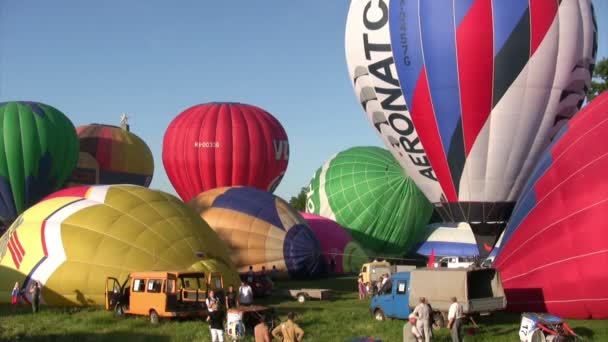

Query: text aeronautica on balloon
[355,0,436,182]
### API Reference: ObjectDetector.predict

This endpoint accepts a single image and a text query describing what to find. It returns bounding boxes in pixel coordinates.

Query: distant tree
[589,57,608,101]
[289,187,308,212]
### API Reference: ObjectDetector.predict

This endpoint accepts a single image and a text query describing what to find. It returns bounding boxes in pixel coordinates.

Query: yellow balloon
[0,185,239,306]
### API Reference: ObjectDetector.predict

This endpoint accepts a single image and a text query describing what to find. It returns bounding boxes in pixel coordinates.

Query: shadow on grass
[0,332,171,342]
[572,327,594,339]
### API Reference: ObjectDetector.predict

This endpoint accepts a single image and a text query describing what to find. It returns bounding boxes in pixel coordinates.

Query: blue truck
[370,268,507,327]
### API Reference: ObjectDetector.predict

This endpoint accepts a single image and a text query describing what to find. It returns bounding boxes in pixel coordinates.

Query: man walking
[448,297,464,342]
[413,297,431,342]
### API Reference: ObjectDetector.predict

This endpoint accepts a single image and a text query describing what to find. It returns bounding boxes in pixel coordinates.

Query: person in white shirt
[404,314,423,342]
[448,297,464,342]
[238,281,253,306]
[206,290,218,312]
[412,297,431,342]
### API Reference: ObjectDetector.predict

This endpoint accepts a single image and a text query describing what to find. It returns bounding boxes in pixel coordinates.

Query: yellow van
[105,271,224,323]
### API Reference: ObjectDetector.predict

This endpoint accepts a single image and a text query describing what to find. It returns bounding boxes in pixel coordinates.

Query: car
[239,273,273,297]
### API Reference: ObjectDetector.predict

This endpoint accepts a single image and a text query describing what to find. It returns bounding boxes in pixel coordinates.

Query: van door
[392,279,409,319]
[105,277,121,311]
[166,275,177,312]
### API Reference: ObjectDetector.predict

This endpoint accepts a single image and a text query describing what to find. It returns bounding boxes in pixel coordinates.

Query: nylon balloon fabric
[68,124,154,187]
[306,146,432,255]
[345,0,598,256]
[0,185,239,306]
[0,101,79,229]
[494,91,608,319]
[162,102,289,202]
[300,212,368,274]
[188,187,324,278]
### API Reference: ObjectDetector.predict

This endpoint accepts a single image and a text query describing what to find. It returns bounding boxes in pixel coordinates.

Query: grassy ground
[1,276,607,341]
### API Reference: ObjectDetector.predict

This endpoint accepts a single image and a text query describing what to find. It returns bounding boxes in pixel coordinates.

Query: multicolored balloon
[68,123,154,187]
[306,146,433,255]
[300,212,368,274]
[414,223,478,258]
[163,102,289,202]
[345,0,598,256]
[0,184,239,306]
[0,101,79,228]
[188,187,323,278]
[494,91,608,319]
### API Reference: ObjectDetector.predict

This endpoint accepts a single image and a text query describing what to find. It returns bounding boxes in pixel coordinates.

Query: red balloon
[162,102,289,202]
[495,91,608,319]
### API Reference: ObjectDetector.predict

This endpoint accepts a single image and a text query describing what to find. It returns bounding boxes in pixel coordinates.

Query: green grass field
[1,276,607,341]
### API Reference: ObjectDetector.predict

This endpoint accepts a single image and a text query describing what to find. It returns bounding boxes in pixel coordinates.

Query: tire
[115,303,126,317]
[297,294,306,303]
[149,310,160,324]
[432,311,446,328]
[374,309,385,321]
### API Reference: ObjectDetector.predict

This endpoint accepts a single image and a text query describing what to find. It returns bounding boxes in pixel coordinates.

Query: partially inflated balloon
[68,124,154,187]
[0,185,239,306]
[414,223,478,258]
[188,187,323,278]
[300,212,368,274]
[494,92,608,319]
[306,146,432,255]
[345,0,598,256]
[0,101,79,228]
[163,102,289,202]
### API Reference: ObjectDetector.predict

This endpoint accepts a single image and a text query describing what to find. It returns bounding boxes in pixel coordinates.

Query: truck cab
[359,260,392,284]
[370,272,411,321]
[105,271,224,324]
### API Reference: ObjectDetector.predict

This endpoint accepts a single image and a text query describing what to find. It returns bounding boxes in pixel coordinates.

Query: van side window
[147,279,163,293]
[133,279,146,292]
[362,266,367,272]
[396,280,407,294]
[167,279,176,294]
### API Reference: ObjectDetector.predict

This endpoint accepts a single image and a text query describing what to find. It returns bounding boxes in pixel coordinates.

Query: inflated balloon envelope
[0,184,239,306]
[345,0,598,256]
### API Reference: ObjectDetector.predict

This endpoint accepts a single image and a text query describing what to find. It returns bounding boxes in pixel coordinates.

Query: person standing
[448,297,464,342]
[247,266,255,283]
[225,286,237,310]
[404,314,423,342]
[272,312,304,342]
[413,297,431,342]
[271,265,278,282]
[206,303,224,342]
[357,276,365,300]
[206,290,218,312]
[29,281,41,313]
[254,314,272,342]
[11,282,20,310]
[238,281,253,306]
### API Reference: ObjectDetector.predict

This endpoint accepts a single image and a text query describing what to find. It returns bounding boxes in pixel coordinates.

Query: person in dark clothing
[206,303,224,342]
[225,286,237,310]
[29,282,41,313]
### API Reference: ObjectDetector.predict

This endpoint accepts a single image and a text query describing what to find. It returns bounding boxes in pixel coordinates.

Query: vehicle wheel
[115,303,126,317]
[149,310,160,324]
[374,309,385,321]
[432,311,446,328]
[297,294,306,303]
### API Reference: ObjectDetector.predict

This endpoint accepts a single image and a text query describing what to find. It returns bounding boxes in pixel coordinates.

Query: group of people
[203,280,255,342]
[357,273,393,300]
[404,297,465,342]
[10,281,42,313]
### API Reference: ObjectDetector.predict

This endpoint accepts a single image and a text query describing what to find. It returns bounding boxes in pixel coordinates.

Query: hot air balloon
[493,91,608,319]
[0,184,239,306]
[300,212,368,274]
[345,0,598,256]
[306,146,433,255]
[163,102,289,202]
[68,119,154,187]
[188,187,323,278]
[414,223,479,258]
[0,101,79,230]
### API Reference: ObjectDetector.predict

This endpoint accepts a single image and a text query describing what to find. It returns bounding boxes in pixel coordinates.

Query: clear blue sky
[0,1,606,201]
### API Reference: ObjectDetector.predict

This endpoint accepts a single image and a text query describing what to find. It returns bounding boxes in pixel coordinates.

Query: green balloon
[0,102,79,226]
[306,146,432,255]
